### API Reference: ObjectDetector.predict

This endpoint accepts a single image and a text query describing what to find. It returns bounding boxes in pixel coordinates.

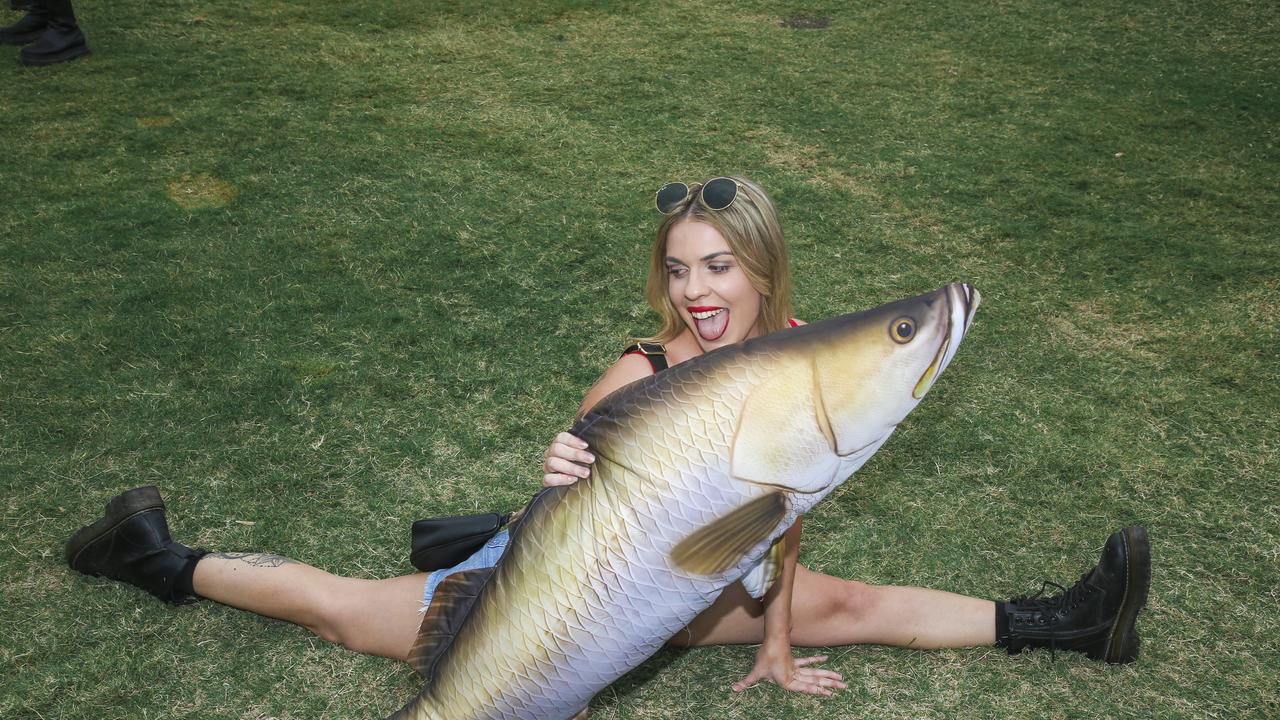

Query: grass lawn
[1,0,1276,717]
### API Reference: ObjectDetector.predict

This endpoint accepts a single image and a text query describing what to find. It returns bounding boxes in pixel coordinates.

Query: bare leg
[193,553,427,661]
[673,565,995,649]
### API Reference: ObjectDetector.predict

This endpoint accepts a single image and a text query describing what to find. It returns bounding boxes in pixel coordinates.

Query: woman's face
[664,219,763,353]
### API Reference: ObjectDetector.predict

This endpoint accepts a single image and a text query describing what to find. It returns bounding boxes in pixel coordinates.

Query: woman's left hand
[730,644,846,697]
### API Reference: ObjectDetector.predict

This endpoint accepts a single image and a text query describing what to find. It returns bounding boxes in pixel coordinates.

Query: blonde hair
[638,176,793,345]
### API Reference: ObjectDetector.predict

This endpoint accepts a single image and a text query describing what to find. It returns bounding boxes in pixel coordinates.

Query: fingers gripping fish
[387,283,981,720]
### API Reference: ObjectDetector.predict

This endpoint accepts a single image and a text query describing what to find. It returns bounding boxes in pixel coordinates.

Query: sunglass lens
[656,182,690,213]
[701,177,738,210]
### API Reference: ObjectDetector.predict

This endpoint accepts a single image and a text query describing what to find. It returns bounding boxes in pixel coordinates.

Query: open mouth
[688,306,729,341]
[912,284,979,399]
[912,323,950,399]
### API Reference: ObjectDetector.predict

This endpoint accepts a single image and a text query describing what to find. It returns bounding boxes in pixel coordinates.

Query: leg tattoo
[207,552,298,568]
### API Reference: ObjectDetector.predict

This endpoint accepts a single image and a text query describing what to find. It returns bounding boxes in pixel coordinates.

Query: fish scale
[388,283,979,720]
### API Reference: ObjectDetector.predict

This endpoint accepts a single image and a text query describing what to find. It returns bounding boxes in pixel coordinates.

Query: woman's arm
[542,353,654,487]
[731,518,847,696]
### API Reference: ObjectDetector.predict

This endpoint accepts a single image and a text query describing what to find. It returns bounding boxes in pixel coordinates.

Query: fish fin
[759,535,787,598]
[408,567,497,681]
[671,492,787,575]
[731,358,839,491]
[739,535,788,600]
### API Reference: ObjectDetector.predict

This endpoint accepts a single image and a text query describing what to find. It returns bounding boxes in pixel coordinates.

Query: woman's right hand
[542,432,595,487]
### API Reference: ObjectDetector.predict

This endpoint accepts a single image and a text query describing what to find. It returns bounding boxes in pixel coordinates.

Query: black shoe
[17,0,84,65]
[0,11,47,45]
[999,526,1151,663]
[19,24,85,65]
[66,486,206,605]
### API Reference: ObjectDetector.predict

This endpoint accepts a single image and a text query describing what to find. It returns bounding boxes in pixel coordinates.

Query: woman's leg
[66,486,427,663]
[674,526,1149,663]
[193,555,428,661]
[672,566,994,649]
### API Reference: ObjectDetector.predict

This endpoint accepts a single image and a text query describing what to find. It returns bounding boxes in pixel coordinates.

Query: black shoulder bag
[409,512,511,572]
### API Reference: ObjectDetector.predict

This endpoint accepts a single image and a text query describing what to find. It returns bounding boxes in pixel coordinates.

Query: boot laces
[1009,574,1094,660]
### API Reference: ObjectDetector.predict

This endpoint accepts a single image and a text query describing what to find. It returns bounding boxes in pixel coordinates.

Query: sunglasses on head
[655,177,743,214]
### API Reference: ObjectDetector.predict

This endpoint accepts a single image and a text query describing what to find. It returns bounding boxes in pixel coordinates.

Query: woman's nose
[683,272,708,299]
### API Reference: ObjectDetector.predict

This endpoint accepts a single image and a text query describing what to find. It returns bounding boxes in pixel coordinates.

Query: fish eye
[890,317,916,343]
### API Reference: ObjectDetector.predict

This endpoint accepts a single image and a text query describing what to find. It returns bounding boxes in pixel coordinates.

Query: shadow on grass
[590,645,692,713]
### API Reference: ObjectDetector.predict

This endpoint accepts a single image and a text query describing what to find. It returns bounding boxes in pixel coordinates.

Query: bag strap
[621,342,668,373]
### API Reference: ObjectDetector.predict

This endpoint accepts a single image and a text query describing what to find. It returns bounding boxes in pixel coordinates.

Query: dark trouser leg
[0,0,47,45]
[19,0,88,66]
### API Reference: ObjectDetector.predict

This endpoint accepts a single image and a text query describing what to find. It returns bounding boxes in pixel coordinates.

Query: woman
[65,177,1150,706]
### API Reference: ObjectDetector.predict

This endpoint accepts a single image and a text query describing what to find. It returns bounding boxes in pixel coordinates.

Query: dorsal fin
[671,492,787,575]
[407,567,497,680]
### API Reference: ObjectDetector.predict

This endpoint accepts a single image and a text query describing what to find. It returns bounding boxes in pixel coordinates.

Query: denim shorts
[420,528,511,610]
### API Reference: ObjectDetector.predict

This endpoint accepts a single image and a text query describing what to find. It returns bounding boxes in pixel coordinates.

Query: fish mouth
[912,283,980,399]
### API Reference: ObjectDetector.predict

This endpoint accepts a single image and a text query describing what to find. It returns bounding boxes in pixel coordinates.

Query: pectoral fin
[671,492,787,575]
[739,535,788,600]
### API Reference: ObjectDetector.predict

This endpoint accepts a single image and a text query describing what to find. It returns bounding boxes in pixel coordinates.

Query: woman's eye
[708,264,731,274]
[667,267,688,278]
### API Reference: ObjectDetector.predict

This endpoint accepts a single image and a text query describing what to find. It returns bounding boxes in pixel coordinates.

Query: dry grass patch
[1046,298,1163,363]
[167,174,240,209]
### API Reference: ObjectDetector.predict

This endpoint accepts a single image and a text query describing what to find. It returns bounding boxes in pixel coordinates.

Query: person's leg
[192,555,427,661]
[673,527,1150,665]
[672,570,994,649]
[0,0,47,45]
[66,486,427,662]
[18,0,87,66]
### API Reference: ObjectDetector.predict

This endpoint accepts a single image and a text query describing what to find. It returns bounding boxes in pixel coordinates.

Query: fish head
[730,283,979,497]
[813,281,980,461]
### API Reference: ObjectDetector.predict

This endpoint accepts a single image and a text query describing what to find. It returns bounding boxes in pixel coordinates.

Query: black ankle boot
[18,0,86,65]
[0,1,47,46]
[66,486,208,605]
[997,526,1151,663]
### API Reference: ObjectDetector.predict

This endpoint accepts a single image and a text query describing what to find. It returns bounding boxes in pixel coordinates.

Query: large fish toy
[388,283,980,720]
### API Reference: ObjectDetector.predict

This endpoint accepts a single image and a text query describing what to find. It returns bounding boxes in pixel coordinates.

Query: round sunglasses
[655,177,743,214]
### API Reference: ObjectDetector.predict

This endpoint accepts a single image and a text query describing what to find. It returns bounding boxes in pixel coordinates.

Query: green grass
[1,0,1277,717]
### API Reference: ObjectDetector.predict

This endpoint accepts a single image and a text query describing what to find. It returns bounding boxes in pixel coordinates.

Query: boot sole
[20,43,88,66]
[1094,525,1151,664]
[65,485,165,574]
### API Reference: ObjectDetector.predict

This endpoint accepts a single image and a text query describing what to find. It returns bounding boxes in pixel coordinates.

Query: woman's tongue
[694,309,729,341]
